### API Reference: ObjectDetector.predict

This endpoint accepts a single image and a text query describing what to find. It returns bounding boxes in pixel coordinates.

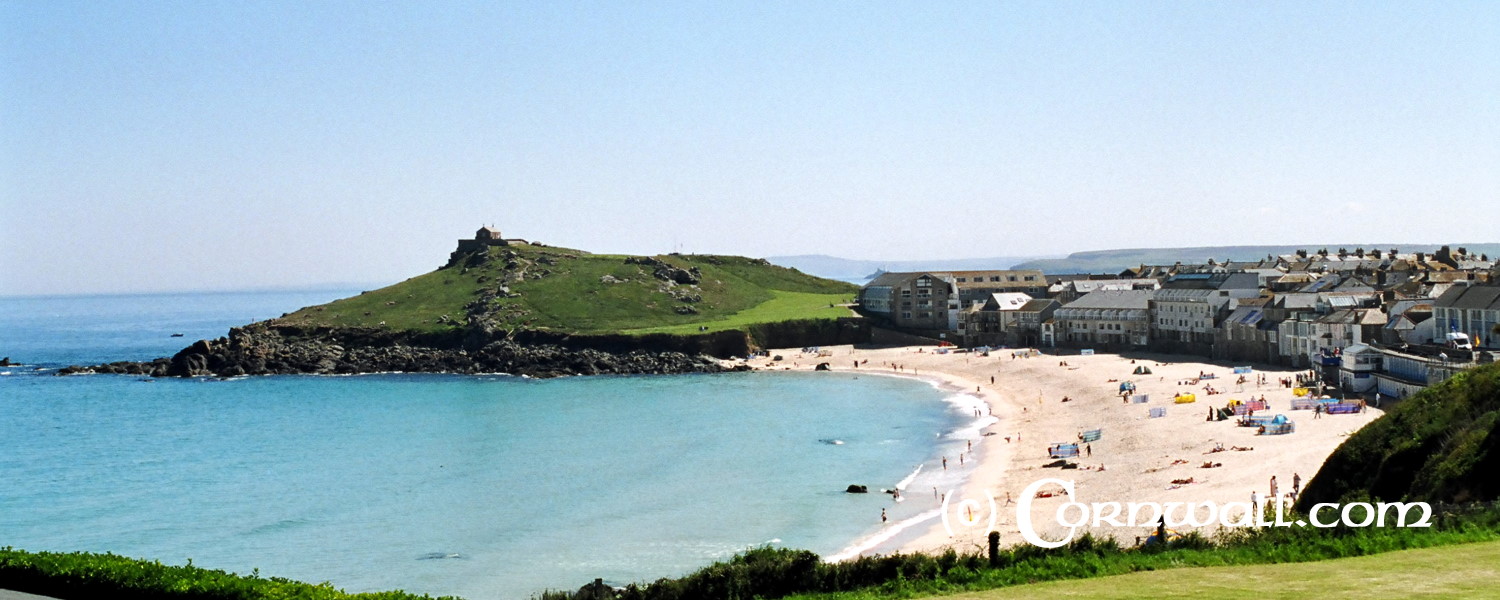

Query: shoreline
[741,344,1385,558]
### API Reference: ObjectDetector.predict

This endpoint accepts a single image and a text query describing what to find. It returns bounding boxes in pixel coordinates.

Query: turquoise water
[0,292,970,599]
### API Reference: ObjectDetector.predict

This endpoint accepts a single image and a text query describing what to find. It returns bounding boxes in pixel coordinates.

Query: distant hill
[1013,243,1500,274]
[1298,362,1500,506]
[772,244,1500,281]
[766,254,1052,282]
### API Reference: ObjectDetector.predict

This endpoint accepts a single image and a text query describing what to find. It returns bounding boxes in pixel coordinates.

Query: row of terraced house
[857,246,1500,397]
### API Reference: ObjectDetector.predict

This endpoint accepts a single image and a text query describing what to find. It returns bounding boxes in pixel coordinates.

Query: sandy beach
[737,344,1384,557]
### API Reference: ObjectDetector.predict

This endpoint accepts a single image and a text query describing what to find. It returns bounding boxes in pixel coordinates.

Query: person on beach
[1270,476,1279,503]
[1293,473,1302,498]
[1086,444,1092,457]
[1251,491,1260,515]
[990,376,995,384]
[1315,403,1323,419]
[882,508,887,523]
[942,457,947,470]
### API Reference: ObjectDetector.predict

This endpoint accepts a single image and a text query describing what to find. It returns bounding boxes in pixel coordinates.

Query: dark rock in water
[170,333,184,337]
[846,484,868,493]
[0,357,10,366]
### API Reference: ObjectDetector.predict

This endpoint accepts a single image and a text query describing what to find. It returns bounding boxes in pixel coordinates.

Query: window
[919,312,931,318]
[916,278,932,288]
[901,312,912,319]
[990,276,1001,282]
[1025,276,1036,281]
[957,277,967,283]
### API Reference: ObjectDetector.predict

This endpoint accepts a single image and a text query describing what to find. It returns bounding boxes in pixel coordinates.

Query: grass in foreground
[0,547,454,600]
[934,539,1500,600]
[8,508,1498,600]
[563,506,1500,600]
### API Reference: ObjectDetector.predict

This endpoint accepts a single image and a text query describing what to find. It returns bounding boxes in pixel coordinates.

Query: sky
[2,1,1497,295]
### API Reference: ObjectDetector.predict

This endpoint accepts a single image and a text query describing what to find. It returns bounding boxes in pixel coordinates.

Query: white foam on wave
[824,508,941,563]
[894,464,923,490]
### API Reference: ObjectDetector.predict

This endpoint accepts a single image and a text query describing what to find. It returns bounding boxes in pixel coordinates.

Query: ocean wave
[824,508,941,562]
[894,464,923,490]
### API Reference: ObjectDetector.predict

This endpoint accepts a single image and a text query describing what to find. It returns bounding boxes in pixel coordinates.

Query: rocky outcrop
[625,256,701,285]
[61,324,724,379]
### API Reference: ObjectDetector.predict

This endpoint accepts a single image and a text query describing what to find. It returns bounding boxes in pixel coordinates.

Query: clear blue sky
[2,1,1496,295]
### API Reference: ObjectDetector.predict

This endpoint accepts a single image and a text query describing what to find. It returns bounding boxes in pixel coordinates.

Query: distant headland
[60,226,865,378]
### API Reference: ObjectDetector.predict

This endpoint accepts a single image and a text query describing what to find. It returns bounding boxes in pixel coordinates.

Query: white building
[1055,290,1153,347]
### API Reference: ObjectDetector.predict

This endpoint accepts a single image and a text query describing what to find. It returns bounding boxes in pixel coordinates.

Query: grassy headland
[272,244,857,336]
[1299,361,1500,508]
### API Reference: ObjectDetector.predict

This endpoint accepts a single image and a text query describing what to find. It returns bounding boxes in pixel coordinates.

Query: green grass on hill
[620,291,853,335]
[1299,361,1500,508]
[933,539,1500,600]
[273,245,858,336]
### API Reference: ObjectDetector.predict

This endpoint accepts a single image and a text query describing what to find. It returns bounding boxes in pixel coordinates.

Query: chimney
[1297,249,1308,259]
[1356,247,1365,258]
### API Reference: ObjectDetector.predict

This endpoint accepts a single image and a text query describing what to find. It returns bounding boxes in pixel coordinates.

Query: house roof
[981,293,1033,311]
[1018,298,1059,312]
[1224,306,1265,327]
[1316,309,1360,324]
[1160,272,1260,290]
[1434,284,1500,311]
[1275,293,1321,310]
[1358,308,1388,325]
[864,271,938,288]
[1061,289,1153,311]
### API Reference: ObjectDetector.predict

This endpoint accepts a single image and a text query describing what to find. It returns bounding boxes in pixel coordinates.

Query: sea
[0,290,985,599]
